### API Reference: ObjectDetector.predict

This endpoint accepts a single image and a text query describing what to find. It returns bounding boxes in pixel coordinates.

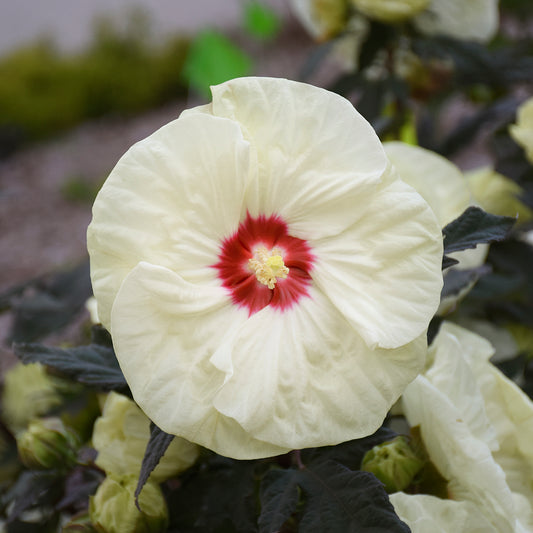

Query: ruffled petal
[211,288,427,449]
[390,493,498,533]
[87,113,252,328]
[402,375,518,532]
[208,77,388,240]
[425,325,498,449]
[311,171,443,349]
[110,261,290,459]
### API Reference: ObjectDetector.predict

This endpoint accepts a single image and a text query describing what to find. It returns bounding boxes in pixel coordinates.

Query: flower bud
[17,417,78,470]
[361,436,425,493]
[89,476,168,533]
[2,363,63,433]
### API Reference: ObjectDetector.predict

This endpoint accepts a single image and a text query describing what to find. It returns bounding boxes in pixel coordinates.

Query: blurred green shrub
[0,14,189,155]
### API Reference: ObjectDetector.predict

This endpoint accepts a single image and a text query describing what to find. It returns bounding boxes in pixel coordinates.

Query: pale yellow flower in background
[291,0,349,41]
[396,322,533,532]
[290,0,369,71]
[465,166,532,222]
[414,0,499,43]
[350,0,429,23]
[92,392,199,482]
[88,77,443,459]
[510,97,533,165]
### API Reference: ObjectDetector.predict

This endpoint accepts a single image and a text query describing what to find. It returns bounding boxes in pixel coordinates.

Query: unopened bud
[89,476,168,533]
[17,417,78,470]
[361,435,425,492]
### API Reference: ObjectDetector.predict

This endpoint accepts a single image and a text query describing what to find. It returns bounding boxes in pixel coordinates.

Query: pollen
[249,246,289,289]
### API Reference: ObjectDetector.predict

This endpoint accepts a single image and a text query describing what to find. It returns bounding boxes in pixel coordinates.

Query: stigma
[248,246,289,289]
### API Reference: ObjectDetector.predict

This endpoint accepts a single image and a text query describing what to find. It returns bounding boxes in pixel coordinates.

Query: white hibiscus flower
[87,77,443,459]
[394,322,533,532]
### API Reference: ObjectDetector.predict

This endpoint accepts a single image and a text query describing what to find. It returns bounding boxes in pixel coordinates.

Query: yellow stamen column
[248,246,289,289]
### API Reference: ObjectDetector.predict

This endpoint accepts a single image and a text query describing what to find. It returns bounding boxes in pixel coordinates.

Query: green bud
[2,363,63,433]
[361,436,425,493]
[17,417,78,470]
[89,476,168,533]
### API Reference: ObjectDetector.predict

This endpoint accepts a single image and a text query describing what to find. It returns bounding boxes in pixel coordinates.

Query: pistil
[249,246,289,289]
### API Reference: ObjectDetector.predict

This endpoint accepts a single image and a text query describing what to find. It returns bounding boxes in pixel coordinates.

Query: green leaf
[300,462,409,532]
[135,423,174,508]
[182,31,252,98]
[442,256,460,269]
[3,470,64,521]
[2,261,92,343]
[259,461,409,533]
[13,342,128,392]
[443,206,515,255]
[166,455,258,532]
[258,469,301,533]
[441,265,490,299]
[243,1,280,40]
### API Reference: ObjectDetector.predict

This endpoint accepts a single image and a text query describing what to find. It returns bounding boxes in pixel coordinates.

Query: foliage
[0,13,189,156]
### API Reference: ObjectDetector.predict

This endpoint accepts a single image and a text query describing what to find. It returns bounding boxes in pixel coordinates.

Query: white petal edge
[390,492,498,533]
[88,112,252,328]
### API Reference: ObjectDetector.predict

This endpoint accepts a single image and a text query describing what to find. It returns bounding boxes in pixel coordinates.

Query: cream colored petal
[110,262,290,459]
[87,113,252,328]
[389,492,498,533]
[465,166,532,222]
[209,77,388,240]
[476,363,533,504]
[414,0,499,43]
[402,375,517,532]
[211,288,427,449]
[510,97,533,165]
[425,325,498,449]
[431,323,533,519]
[311,172,443,349]
[93,392,199,482]
[383,142,471,227]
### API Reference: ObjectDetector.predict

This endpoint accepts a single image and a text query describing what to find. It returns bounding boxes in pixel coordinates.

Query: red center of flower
[213,213,314,314]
